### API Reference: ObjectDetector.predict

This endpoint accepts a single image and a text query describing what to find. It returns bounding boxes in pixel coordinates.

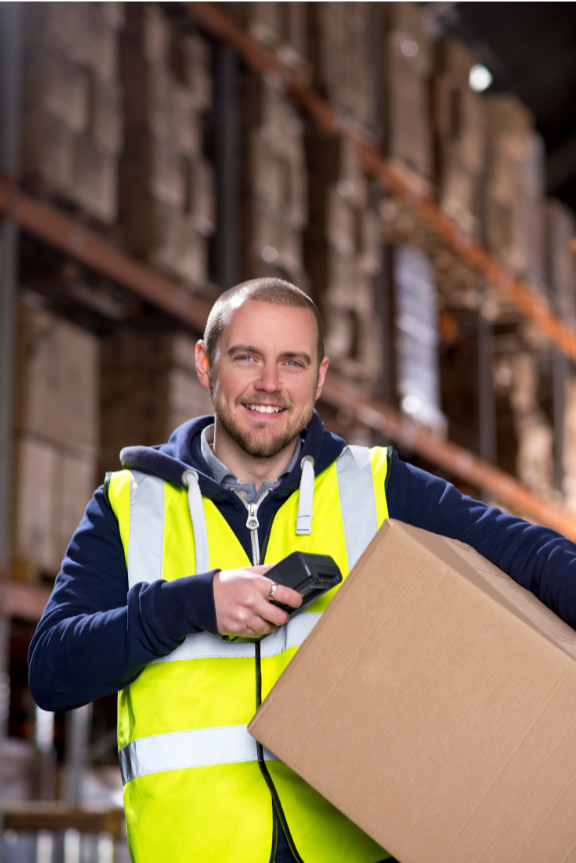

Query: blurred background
[1,1,576,860]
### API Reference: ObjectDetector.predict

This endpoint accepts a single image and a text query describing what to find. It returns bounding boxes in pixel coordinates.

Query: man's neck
[212,420,299,490]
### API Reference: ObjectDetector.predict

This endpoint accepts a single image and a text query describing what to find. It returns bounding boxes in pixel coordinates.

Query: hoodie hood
[120,410,346,501]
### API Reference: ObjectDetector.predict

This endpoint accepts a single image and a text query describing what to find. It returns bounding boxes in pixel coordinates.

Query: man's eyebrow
[226,344,264,357]
[279,350,312,365]
[226,345,312,365]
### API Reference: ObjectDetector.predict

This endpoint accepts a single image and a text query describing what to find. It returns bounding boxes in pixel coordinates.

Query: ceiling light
[402,394,421,415]
[401,39,419,58]
[262,246,279,263]
[469,64,493,92]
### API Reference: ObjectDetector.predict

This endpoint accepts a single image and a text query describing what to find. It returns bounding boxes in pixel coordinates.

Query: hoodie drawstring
[183,455,315,570]
[296,456,315,535]
[182,470,210,573]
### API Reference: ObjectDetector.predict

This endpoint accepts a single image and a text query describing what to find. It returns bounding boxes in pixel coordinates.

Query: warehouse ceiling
[429,1,576,212]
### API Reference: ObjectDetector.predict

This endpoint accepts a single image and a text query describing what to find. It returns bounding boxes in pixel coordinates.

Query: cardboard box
[59,450,96,561]
[547,199,576,324]
[250,519,576,863]
[20,108,75,194]
[121,131,186,210]
[22,46,90,134]
[16,302,99,453]
[100,332,213,472]
[87,76,124,156]
[74,135,118,224]
[13,435,60,577]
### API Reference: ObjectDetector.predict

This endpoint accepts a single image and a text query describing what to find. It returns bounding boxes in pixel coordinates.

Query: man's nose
[256,362,281,391]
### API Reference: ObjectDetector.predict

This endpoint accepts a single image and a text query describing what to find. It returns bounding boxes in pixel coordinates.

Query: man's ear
[195,340,211,391]
[315,356,329,401]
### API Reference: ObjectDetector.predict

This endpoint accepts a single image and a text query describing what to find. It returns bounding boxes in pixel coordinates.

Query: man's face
[204,300,328,459]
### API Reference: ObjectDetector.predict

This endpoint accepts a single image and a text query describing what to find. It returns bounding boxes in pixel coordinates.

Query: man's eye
[286,360,303,368]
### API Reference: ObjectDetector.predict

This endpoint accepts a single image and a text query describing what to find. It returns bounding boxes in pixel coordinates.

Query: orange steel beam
[186,2,576,363]
[0,174,213,333]
[321,375,576,541]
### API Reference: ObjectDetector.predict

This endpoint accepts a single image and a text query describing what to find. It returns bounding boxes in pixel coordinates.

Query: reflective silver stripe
[119,724,278,784]
[128,471,165,588]
[153,611,321,663]
[336,445,378,570]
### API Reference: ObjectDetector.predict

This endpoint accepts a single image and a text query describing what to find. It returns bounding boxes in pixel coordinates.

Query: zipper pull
[246,503,259,531]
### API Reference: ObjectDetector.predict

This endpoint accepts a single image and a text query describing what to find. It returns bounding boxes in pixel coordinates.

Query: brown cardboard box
[250,519,576,863]
[87,76,124,156]
[20,108,75,195]
[22,46,90,134]
[16,302,100,453]
[13,434,97,579]
[13,435,61,577]
[74,135,118,224]
[59,450,97,561]
[121,131,186,210]
[120,50,174,142]
[100,331,213,472]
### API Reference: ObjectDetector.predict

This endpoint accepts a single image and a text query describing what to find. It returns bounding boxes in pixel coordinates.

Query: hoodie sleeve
[28,486,219,712]
[386,450,576,629]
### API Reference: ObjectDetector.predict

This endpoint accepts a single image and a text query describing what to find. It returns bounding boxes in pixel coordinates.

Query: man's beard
[210,379,314,459]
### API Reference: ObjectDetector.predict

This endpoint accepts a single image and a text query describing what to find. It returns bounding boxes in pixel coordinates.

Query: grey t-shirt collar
[200,424,302,504]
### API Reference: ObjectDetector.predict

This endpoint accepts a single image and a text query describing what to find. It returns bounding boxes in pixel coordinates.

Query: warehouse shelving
[0,3,575,592]
[2,5,576,851]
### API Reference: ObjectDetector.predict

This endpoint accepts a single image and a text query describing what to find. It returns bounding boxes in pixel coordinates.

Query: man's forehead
[222,298,316,339]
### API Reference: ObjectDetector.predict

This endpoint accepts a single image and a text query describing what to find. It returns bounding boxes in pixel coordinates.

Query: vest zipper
[236,493,303,860]
[233,488,271,566]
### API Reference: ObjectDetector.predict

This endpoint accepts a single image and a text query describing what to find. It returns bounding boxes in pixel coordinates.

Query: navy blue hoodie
[29,411,576,712]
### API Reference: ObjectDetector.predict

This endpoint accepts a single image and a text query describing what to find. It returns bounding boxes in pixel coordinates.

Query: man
[30,278,576,863]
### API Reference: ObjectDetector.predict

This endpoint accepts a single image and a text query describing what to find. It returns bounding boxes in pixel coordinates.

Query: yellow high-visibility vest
[108,445,391,863]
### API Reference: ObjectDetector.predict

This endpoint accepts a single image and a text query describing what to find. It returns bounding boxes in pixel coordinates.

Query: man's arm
[28,486,219,712]
[387,451,576,628]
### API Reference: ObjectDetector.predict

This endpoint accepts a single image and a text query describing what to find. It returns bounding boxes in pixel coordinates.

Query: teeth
[247,405,282,414]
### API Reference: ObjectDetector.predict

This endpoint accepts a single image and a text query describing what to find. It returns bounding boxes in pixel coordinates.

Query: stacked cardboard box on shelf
[13,300,99,581]
[547,201,576,511]
[100,330,213,474]
[485,95,546,289]
[307,2,376,135]
[239,2,308,77]
[305,132,383,386]
[508,352,554,499]
[119,4,215,287]
[239,73,308,287]
[20,2,124,223]
[385,2,433,188]
[433,39,486,237]
[394,244,447,434]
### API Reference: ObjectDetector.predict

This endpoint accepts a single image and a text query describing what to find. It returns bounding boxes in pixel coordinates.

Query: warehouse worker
[30,278,576,863]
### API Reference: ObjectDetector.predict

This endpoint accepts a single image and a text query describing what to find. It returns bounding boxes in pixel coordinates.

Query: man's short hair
[203,278,325,368]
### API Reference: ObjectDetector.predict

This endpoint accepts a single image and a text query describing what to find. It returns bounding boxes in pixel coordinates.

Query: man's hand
[213,565,303,638]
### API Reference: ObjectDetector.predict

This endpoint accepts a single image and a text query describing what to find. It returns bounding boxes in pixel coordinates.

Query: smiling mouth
[243,404,287,414]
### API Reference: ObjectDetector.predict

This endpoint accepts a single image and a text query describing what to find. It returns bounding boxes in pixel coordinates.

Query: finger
[251,617,279,636]
[252,594,290,627]
[266,583,303,609]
